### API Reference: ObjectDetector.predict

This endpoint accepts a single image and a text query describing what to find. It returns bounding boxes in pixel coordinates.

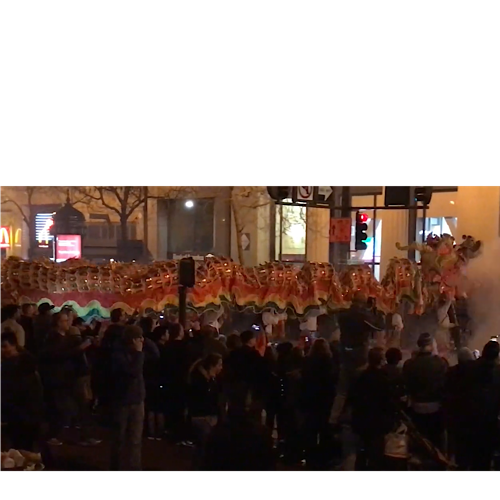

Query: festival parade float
[0,234,482,335]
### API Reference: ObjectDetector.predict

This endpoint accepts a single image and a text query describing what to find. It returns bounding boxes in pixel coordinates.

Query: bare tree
[1,186,71,257]
[229,186,272,265]
[75,187,148,243]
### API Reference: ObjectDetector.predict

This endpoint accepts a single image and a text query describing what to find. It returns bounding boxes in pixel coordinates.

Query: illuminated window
[275,200,306,262]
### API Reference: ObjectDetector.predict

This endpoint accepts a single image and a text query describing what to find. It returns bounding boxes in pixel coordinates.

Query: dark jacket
[301,355,337,414]
[224,345,268,400]
[110,348,145,406]
[443,360,475,431]
[381,364,406,403]
[202,336,228,359]
[38,331,83,390]
[203,415,276,471]
[338,305,384,349]
[1,351,44,425]
[188,364,220,418]
[462,358,500,427]
[350,367,398,438]
[19,315,35,352]
[403,352,447,405]
[162,339,191,390]
[32,314,53,353]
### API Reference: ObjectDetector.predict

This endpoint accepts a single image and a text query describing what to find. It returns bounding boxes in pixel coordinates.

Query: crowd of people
[1,293,500,471]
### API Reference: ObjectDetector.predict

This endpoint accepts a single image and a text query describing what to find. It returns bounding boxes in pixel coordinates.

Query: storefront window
[417,216,458,241]
[275,200,306,262]
[167,198,215,257]
[350,210,382,280]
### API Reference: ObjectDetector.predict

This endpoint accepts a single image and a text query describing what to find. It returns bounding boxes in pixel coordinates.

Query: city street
[29,425,308,471]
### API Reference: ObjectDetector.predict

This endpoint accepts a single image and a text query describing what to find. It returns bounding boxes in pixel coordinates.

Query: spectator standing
[1,304,25,347]
[32,302,55,354]
[18,303,36,352]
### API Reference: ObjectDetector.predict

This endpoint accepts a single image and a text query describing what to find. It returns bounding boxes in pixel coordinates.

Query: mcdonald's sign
[0,226,11,249]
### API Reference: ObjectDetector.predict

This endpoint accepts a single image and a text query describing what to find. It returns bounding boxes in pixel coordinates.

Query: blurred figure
[350,347,398,470]
[203,388,276,471]
[444,347,475,469]
[1,304,25,347]
[162,323,191,445]
[403,333,447,449]
[201,325,228,358]
[109,325,145,471]
[1,332,44,451]
[39,312,92,445]
[188,353,224,468]
[18,303,36,352]
[382,347,406,403]
[301,338,338,468]
[226,333,242,353]
[457,340,500,470]
[330,292,384,425]
[32,302,55,353]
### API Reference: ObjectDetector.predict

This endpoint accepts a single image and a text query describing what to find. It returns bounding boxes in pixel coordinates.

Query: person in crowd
[140,318,162,440]
[18,303,36,352]
[93,308,126,417]
[269,342,303,465]
[350,347,398,471]
[403,333,447,449]
[201,324,228,358]
[188,353,224,468]
[226,333,242,353]
[330,292,385,425]
[32,302,55,353]
[382,347,406,404]
[186,325,205,366]
[443,347,475,468]
[109,325,145,471]
[139,316,155,339]
[224,329,269,416]
[162,322,191,445]
[301,338,338,468]
[1,304,25,347]
[38,312,92,445]
[67,320,101,446]
[203,387,276,471]
[1,331,44,451]
[456,340,500,470]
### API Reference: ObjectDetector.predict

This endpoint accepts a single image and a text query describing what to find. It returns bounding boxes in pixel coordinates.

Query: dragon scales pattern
[0,235,481,319]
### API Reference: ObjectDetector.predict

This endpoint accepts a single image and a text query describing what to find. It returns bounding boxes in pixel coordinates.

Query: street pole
[408,187,417,261]
[329,187,342,265]
[143,187,148,259]
[178,285,187,329]
[340,186,351,266]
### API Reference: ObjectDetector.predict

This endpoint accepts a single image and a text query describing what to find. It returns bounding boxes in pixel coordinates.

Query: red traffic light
[358,212,368,223]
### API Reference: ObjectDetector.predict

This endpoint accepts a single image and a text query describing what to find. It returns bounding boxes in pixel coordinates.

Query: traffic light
[267,187,291,202]
[179,257,196,288]
[355,211,369,251]
[415,187,433,205]
[384,187,411,207]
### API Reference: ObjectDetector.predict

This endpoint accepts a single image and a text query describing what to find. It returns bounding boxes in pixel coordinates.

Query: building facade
[1,186,498,277]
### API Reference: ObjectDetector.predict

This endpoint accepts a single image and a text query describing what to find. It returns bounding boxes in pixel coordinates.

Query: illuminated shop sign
[35,213,55,248]
[56,234,82,262]
[0,226,11,249]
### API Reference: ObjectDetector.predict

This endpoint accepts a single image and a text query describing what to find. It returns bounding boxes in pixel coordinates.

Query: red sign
[56,235,82,261]
[0,226,11,249]
[329,218,351,243]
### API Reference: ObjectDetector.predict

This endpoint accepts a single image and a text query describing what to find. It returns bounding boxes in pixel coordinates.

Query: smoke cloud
[465,238,500,350]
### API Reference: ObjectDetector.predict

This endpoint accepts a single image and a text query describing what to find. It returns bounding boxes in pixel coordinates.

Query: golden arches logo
[14,228,22,246]
[0,226,11,249]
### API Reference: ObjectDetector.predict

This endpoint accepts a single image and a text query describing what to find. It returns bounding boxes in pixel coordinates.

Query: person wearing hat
[32,302,55,354]
[403,332,448,449]
[1,304,25,348]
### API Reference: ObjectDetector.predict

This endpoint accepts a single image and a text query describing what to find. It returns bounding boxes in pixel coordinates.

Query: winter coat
[110,348,145,406]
